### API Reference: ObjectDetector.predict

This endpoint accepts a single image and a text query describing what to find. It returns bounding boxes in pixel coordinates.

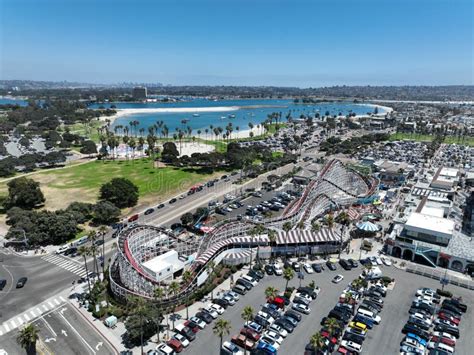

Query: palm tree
[250,224,265,268]
[264,286,278,302]
[98,225,108,275]
[182,270,193,319]
[213,318,232,352]
[168,281,180,329]
[310,332,325,352]
[78,245,92,294]
[128,296,148,355]
[282,221,292,255]
[17,323,39,355]
[267,229,277,262]
[206,260,216,300]
[241,306,254,355]
[153,287,165,342]
[283,267,294,291]
[324,317,340,336]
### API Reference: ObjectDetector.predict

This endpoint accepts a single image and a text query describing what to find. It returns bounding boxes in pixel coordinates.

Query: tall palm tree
[264,286,278,302]
[324,317,340,336]
[182,270,193,319]
[213,318,232,352]
[153,287,165,342]
[17,323,39,355]
[283,267,294,291]
[206,260,216,300]
[129,296,148,355]
[310,332,325,352]
[168,281,180,329]
[267,229,277,262]
[78,245,92,294]
[241,306,254,355]
[98,225,108,275]
[282,221,292,255]
[250,224,265,268]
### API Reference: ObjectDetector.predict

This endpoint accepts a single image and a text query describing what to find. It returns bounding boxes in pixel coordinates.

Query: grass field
[0,158,220,211]
[389,132,474,146]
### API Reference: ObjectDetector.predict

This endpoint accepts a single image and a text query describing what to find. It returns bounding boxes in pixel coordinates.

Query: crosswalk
[0,296,67,336]
[41,254,88,277]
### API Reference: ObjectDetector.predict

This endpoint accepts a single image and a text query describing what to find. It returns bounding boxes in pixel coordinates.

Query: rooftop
[405,212,454,236]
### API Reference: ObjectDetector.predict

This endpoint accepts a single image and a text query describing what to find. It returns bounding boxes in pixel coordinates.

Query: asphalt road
[0,303,114,355]
[182,263,473,355]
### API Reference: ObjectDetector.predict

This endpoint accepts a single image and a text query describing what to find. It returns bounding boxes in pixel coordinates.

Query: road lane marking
[58,311,96,354]
[41,317,57,337]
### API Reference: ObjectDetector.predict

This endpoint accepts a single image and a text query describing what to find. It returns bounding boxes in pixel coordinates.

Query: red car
[240,327,261,342]
[430,336,456,347]
[321,330,338,345]
[184,320,200,333]
[438,313,460,325]
[167,338,183,353]
[231,334,255,350]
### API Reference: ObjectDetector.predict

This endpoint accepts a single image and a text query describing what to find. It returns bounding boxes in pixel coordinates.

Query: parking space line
[23,313,30,321]
[4,323,10,332]
[30,310,36,317]
[48,301,54,308]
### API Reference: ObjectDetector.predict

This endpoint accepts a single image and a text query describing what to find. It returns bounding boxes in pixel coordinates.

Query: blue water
[91,99,384,134]
[0,98,28,106]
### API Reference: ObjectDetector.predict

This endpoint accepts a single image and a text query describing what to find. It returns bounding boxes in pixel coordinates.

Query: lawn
[0,158,220,211]
[389,132,474,146]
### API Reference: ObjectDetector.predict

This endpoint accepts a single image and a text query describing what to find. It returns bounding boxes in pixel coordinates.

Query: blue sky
[1,0,472,87]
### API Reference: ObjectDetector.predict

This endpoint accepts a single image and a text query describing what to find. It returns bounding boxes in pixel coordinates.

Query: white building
[142,250,185,282]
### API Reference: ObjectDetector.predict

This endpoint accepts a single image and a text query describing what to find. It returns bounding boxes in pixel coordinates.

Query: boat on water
[220,116,226,119]
[193,113,200,117]
[228,114,236,118]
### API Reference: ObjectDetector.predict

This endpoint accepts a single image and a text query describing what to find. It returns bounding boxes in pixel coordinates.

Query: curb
[70,301,120,355]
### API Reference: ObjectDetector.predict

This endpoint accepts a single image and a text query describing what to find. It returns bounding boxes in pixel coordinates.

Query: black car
[407,318,430,331]
[248,269,264,280]
[253,315,271,328]
[360,301,381,313]
[261,307,280,320]
[411,302,435,314]
[326,261,337,271]
[169,198,177,204]
[434,324,459,338]
[144,208,155,215]
[0,279,6,290]
[440,305,462,317]
[213,298,229,309]
[297,287,318,300]
[401,323,430,341]
[339,259,352,270]
[16,277,27,288]
[348,259,359,268]
[343,332,364,345]
[282,315,298,327]
[64,247,78,256]
[443,299,467,313]
[359,258,370,265]
[264,264,274,275]
[157,203,165,209]
[409,307,432,317]
[312,263,322,273]
[236,278,253,290]
[328,310,350,323]
[285,310,302,322]
[94,239,104,246]
[274,318,294,333]
[195,311,213,324]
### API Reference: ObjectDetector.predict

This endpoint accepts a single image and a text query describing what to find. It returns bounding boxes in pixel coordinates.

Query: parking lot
[177,262,473,355]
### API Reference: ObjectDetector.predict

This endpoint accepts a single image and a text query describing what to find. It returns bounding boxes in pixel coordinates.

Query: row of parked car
[223,284,320,355]
[306,274,390,354]
[400,287,468,354]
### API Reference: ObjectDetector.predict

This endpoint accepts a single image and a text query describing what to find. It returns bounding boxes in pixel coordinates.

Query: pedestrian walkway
[41,254,88,278]
[0,295,67,336]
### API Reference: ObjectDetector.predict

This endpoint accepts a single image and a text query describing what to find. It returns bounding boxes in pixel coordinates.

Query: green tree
[180,212,194,226]
[310,332,325,351]
[80,140,97,155]
[283,267,294,291]
[99,177,139,208]
[16,323,39,355]
[182,270,193,319]
[92,201,120,224]
[168,281,180,329]
[213,318,232,352]
[264,286,278,302]
[125,297,156,353]
[241,306,254,355]
[78,245,92,294]
[324,317,340,336]
[153,287,165,342]
[5,177,45,210]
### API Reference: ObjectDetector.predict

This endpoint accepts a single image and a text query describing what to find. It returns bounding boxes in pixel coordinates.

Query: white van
[72,236,88,247]
[357,308,381,324]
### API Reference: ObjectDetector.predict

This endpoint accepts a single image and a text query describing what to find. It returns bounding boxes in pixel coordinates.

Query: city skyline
[1,0,472,87]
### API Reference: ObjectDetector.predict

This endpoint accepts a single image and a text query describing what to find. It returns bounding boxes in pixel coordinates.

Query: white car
[340,340,362,353]
[415,296,434,305]
[381,256,392,266]
[374,256,383,265]
[427,341,454,352]
[222,294,236,305]
[292,302,310,314]
[263,330,284,344]
[332,274,344,283]
[189,316,206,329]
[209,303,225,315]
[226,290,240,301]
[416,288,437,298]
[273,264,283,276]
[269,323,288,338]
[401,337,425,351]
[222,341,244,355]
[303,263,314,274]
[410,313,432,326]
[294,292,312,302]
[257,311,275,324]
[203,306,218,319]
[242,275,258,286]
[156,342,174,355]
[56,245,70,254]
[172,333,189,348]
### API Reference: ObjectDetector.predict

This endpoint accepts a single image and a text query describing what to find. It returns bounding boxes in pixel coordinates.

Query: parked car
[221,341,244,355]
[332,274,344,283]
[326,261,337,270]
[292,303,310,314]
